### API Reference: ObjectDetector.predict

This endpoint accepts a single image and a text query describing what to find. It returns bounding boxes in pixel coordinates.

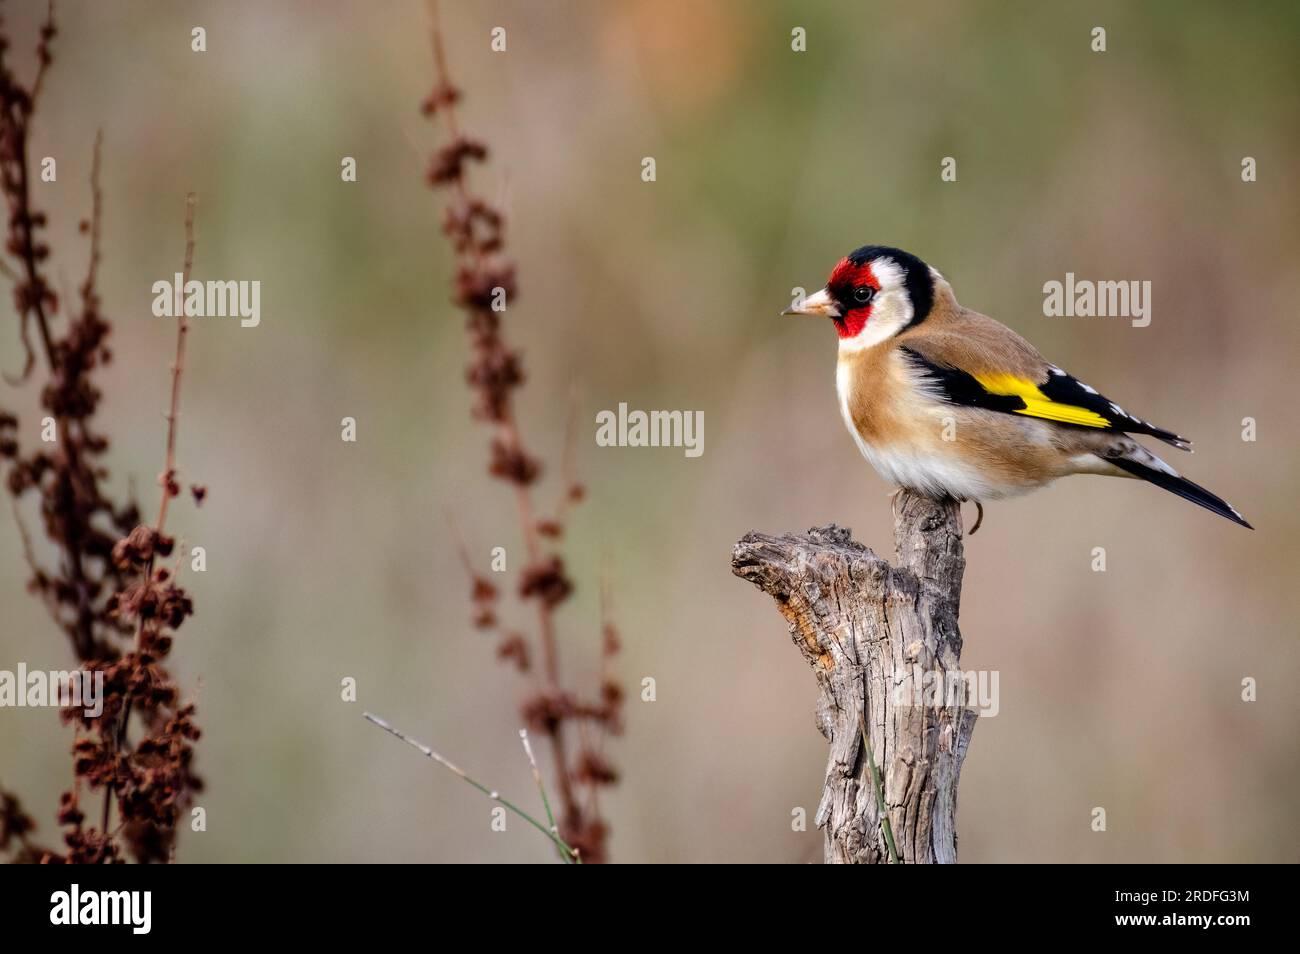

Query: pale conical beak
[781,287,840,318]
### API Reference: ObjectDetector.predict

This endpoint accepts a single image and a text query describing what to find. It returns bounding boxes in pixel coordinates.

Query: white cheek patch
[838,256,913,353]
[870,258,905,289]
[839,290,913,353]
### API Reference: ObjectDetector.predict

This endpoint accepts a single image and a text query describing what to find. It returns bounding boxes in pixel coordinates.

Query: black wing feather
[1038,367,1190,450]
[900,348,1191,450]
[1108,456,1252,528]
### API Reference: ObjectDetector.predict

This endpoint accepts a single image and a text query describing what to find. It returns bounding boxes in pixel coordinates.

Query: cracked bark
[731,490,977,864]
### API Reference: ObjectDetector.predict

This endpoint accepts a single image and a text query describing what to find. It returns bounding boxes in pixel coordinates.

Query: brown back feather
[895,283,1049,381]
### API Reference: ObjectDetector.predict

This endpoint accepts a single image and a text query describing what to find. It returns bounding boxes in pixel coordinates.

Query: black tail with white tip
[1110,456,1253,529]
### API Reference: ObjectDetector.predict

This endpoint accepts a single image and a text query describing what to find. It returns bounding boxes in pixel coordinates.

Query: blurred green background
[1,0,1298,862]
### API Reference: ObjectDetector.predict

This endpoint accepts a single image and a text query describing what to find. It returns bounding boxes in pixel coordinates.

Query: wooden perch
[731,490,978,864]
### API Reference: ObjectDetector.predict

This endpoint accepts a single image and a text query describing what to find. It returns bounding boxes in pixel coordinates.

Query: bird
[783,245,1252,530]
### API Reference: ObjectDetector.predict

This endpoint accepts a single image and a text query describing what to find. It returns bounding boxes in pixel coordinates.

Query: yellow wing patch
[973,372,1111,428]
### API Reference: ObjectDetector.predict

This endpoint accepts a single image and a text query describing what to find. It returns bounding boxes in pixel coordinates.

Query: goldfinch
[784,245,1252,529]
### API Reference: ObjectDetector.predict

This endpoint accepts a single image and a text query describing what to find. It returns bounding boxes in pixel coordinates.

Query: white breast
[835,358,1027,502]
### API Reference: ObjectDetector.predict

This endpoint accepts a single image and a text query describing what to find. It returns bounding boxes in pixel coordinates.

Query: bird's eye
[852,285,874,304]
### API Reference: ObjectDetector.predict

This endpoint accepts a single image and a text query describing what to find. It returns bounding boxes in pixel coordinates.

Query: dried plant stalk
[364,713,580,864]
[0,7,202,864]
[420,0,622,862]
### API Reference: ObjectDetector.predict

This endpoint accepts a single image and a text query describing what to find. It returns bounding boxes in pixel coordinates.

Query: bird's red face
[783,257,881,339]
[783,245,936,347]
[825,257,880,339]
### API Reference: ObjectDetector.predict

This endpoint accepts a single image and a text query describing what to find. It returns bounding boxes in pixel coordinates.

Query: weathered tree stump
[731,490,977,864]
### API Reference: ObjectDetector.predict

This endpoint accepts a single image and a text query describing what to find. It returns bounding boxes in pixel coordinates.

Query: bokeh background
[1,0,1298,862]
